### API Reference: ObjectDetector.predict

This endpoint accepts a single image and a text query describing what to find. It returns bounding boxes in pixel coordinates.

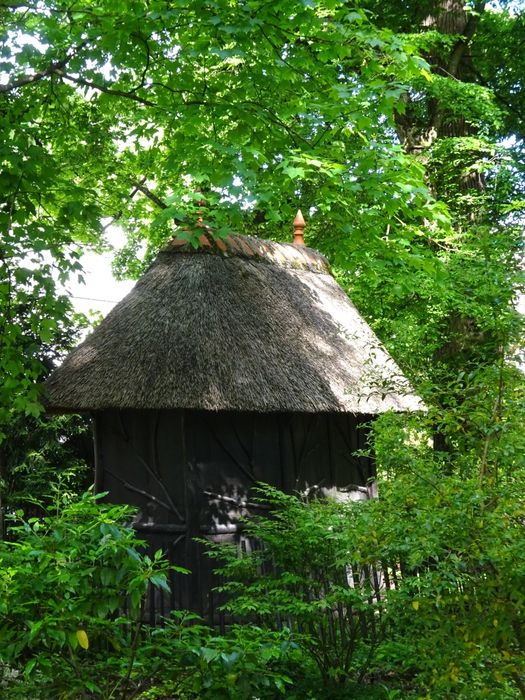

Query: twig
[107,603,144,700]
[119,608,144,700]
[131,181,168,210]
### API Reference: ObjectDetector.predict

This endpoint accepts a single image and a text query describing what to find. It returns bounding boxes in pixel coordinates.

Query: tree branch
[130,32,151,91]
[60,72,157,106]
[131,181,168,209]
[241,99,313,148]
[0,52,76,93]
[447,2,485,78]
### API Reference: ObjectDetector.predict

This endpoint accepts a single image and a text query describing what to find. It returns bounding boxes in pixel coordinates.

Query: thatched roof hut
[44,219,423,623]
[45,231,422,415]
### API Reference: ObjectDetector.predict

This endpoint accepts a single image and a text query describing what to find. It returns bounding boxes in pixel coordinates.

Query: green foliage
[0,488,175,698]
[207,485,389,691]
[0,414,92,534]
[1,1,524,697]
[138,616,294,700]
[476,8,525,140]
[2,3,523,492]
[0,301,93,537]
[0,84,107,427]
[426,76,503,135]
[1,0,454,424]
[0,487,296,699]
[363,476,525,698]
[205,477,525,698]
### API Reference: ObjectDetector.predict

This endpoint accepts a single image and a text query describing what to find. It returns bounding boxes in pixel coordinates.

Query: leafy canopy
[1,0,458,425]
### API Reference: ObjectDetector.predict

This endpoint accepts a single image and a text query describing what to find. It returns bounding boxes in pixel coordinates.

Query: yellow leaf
[412,600,420,611]
[420,68,433,82]
[76,629,89,650]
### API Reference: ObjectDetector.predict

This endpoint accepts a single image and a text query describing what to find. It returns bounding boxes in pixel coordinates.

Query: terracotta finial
[293,209,306,246]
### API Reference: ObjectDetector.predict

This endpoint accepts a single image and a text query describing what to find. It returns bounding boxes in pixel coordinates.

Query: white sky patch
[0,32,47,84]
[68,226,134,316]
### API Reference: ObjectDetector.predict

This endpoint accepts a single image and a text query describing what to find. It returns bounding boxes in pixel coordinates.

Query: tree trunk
[396,1,486,153]
[394,2,491,457]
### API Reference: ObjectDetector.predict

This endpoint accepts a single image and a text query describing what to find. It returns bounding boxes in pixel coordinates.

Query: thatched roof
[44,232,424,414]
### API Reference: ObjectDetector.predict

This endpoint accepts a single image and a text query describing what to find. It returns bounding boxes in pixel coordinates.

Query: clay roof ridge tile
[214,237,228,252]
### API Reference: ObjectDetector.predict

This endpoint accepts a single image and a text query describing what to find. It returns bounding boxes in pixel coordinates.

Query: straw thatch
[44,233,424,414]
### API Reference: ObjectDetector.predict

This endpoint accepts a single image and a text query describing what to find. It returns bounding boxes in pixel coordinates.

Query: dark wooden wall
[93,409,375,624]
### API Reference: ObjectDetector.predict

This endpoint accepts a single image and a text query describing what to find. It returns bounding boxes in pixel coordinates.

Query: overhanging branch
[131,181,168,210]
[60,72,157,106]
[0,48,81,93]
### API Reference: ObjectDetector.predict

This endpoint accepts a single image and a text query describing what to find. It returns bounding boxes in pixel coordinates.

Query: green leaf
[282,166,305,179]
[24,658,37,676]
[76,629,89,650]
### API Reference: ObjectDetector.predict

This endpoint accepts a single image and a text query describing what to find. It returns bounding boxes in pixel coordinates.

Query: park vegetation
[0,0,524,697]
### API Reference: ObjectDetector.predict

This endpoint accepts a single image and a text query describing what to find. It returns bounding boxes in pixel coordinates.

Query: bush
[138,614,293,699]
[0,487,294,699]
[0,488,176,697]
[3,481,523,698]
[206,485,390,691]
[206,481,525,699]
[360,474,525,699]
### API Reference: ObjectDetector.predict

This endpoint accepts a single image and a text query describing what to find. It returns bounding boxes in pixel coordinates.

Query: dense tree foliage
[1,0,524,697]
[0,0,455,418]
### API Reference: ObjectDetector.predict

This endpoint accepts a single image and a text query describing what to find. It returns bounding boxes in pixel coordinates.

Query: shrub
[138,614,294,699]
[206,485,389,691]
[0,487,294,699]
[359,474,525,699]
[0,488,178,698]
[206,481,525,699]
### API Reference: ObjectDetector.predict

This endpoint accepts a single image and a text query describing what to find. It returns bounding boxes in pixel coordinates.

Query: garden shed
[44,213,423,623]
